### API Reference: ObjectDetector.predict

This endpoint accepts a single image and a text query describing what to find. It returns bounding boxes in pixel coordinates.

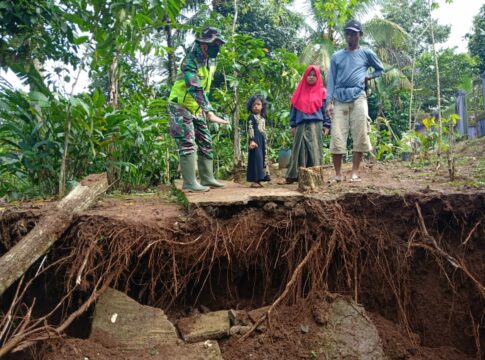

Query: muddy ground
[0,138,484,359]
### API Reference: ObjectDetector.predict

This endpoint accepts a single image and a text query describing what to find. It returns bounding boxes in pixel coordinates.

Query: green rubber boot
[198,156,225,188]
[180,153,209,192]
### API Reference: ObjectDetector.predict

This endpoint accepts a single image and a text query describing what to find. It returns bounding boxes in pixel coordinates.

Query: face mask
[207,44,220,58]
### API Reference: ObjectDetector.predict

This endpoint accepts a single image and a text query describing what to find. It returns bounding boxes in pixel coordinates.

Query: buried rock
[90,288,178,352]
[177,310,230,343]
[313,296,386,360]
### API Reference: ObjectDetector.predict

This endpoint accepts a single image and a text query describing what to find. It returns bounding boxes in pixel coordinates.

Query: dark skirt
[247,145,270,182]
[247,115,270,182]
[285,121,323,180]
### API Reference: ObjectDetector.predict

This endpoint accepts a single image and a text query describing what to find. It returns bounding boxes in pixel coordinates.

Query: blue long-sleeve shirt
[326,47,384,103]
[290,100,331,129]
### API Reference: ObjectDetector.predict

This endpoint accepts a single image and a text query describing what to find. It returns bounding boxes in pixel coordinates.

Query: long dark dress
[247,114,270,182]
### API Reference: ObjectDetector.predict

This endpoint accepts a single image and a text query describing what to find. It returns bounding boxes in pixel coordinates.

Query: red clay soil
[35,299,474,360]
[219,300,474,360]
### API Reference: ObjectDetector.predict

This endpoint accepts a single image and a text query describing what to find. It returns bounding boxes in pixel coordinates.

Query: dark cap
[344,20,363,33]
[196,27,226,44]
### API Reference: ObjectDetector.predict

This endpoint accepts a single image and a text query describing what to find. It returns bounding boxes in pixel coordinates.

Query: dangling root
[239,241,321,342]
[414,202,485,298]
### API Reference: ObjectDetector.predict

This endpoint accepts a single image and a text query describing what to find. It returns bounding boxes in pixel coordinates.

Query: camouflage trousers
[168,103,213,158]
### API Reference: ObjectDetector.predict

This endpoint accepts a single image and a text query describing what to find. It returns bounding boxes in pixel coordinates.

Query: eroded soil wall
[1,192,484,358]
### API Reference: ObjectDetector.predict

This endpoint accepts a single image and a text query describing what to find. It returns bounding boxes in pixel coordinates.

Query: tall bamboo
[428,0,442,167]
[408,24,430,131]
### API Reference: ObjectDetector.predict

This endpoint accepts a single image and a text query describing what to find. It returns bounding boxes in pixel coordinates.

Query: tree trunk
[58,110,72,197]
[298,166,325,192]
[59,66,84,197]
[232,0,242,168]
[107,55,119,184]
[408,46,417,131]
[428,0,442,167]
[233,87,241,167]
[408,24,430,131]
[0,173,108,296]
[108,55,119,108]
[165,19,177,84]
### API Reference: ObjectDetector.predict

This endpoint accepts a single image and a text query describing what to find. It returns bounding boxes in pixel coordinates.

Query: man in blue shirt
[325,20,384,182]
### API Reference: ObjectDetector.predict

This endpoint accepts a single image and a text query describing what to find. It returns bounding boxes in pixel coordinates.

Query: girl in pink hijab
[281,65,331,184]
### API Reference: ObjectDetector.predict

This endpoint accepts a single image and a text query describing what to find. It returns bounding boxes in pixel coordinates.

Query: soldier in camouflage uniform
[168,27,229,192]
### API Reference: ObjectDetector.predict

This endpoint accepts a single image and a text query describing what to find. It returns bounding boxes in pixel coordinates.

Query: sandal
[250,182,263,188]
[350,175,362,182]
[278,178,297,185]
[328,175,342,183]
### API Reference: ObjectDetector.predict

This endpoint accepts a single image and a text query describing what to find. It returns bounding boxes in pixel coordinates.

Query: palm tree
[300,16,410,76]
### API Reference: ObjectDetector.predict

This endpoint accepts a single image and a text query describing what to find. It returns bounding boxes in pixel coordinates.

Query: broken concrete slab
[314,297,386,360]
[90,287,178,352]
[174,180,304,208]
[177,310,230,343]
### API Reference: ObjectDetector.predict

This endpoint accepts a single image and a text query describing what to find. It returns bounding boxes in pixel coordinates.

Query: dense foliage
[0,0,482,199]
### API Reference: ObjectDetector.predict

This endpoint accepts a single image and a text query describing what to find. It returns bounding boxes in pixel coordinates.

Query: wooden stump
[298,166,325,192]
[0,173,108,296]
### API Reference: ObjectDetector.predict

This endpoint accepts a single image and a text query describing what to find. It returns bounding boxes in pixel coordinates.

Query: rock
[314,297,386,360]
[229,325,252,336]
[228,309,251,326]
[256,324,267,333]
[230,325,242,335]
[262,202,278,213]
[292,203,306,218]
[90,288,178,352]
[239,325,252,335]
[177,310,230,343]
[228,309,238,325]
[248,306,269,323]
[300,324,310,333]
[199,304,211,314]
[312,299,330,325]
[283,201,296,208]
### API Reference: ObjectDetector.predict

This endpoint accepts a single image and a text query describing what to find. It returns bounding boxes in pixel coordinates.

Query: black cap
[196,27,226,44]
[344,20,363,33]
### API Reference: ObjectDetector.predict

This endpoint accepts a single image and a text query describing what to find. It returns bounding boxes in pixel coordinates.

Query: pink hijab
[290,65,326,114]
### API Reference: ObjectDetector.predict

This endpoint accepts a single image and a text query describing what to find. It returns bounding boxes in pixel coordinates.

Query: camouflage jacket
[169,43,215,114]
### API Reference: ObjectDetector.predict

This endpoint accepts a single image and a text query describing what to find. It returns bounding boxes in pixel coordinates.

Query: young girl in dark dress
[246,95,271,188]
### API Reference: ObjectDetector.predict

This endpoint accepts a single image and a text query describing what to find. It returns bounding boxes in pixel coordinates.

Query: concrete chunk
[177,310,230,343]
[90,288,178,352]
